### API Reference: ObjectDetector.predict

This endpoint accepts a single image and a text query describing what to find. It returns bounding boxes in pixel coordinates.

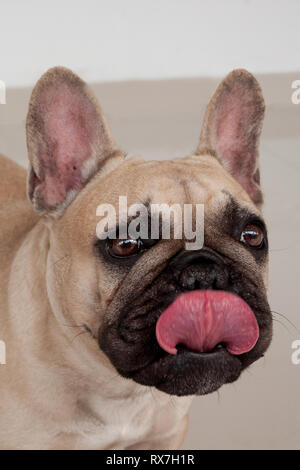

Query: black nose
[170,248,229,291]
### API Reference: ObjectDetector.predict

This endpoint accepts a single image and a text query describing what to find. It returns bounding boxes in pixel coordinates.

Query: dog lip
[129,344,236,379]
[128,346,243,395]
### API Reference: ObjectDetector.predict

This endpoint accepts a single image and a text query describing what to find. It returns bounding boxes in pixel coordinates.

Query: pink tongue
[156,290,259,355]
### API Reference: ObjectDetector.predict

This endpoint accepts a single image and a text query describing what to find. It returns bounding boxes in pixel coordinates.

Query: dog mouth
[99,287,272,396]
[123,290,259,396]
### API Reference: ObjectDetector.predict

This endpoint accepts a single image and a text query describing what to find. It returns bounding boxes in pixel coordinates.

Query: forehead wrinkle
[181,171,219,206]
[221,191,264,224]
[180,179,193,205]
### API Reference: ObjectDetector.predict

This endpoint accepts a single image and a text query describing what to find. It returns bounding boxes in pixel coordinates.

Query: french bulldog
[0,67,272,449]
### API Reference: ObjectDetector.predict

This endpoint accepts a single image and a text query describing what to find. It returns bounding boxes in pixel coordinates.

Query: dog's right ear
[26,67,123,216]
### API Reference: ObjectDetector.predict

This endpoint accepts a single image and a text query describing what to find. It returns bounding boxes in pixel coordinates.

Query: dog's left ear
[197,69,265,205]
[26,66,123,215]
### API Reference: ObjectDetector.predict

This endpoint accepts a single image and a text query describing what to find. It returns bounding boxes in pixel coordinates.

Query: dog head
[26,67,272,396]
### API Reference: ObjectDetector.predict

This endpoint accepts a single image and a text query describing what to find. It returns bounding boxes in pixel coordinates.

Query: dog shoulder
[0,154,39,253]
[0,154,28,204]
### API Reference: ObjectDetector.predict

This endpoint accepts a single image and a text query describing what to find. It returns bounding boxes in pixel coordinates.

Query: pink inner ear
[37,83,97,207]
[213,87,260,200]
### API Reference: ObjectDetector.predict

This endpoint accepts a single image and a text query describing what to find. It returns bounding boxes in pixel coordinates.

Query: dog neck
[3,222,192,449]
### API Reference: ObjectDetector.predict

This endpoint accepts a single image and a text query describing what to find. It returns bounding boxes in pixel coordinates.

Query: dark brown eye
[107,238,141,257]
[240,224,264,248]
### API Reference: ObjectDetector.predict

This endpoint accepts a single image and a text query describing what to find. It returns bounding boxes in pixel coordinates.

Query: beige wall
[1,74,300,449]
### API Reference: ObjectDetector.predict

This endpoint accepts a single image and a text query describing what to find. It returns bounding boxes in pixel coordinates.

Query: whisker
[149,386,157,405]
[269,248,290,252]
[52,254,71,269]
[272,317,290,334]
[61,322,85,328]
[271,310,300,335]
[167,394,179,410]
[70,330,90,344]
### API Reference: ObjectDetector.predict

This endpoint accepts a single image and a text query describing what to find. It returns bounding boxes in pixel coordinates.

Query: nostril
[178,262,229,292]
[181,276,199,291]
[169,248,225,271]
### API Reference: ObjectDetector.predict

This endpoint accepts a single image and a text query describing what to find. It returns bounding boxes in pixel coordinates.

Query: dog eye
[240,224,264,248]
[107,238,141,257]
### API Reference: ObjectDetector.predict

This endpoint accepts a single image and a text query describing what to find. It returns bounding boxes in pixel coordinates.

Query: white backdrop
[1,0,300,87]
